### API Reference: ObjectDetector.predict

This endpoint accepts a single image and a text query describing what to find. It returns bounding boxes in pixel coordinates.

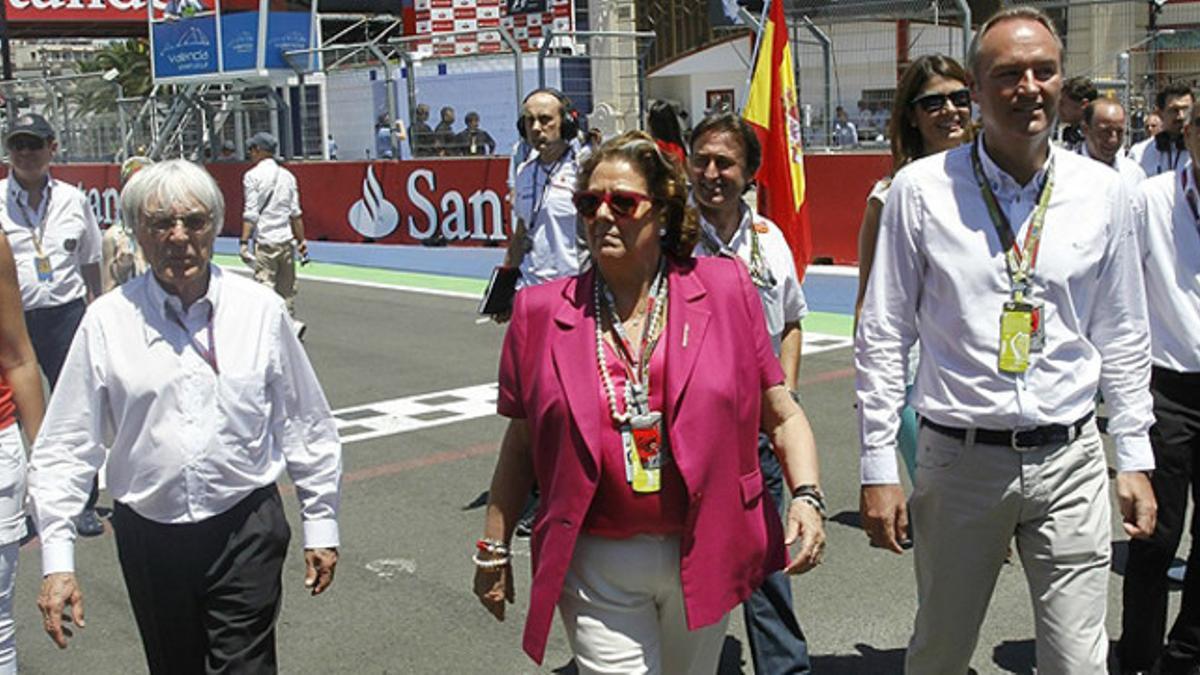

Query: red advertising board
[27,153,885,263]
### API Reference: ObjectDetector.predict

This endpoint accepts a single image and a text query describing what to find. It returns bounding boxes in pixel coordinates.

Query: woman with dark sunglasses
[474,131,825,673]
[855,53,972,481]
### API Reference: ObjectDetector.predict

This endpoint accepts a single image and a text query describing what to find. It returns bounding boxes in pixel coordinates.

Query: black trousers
[1120,367,1200,673]
[112,485,291,675]
[24,298,85,388]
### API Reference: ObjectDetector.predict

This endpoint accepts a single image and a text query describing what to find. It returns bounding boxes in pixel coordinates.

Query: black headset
[1155,129,1187,153]
[516,88,579,142]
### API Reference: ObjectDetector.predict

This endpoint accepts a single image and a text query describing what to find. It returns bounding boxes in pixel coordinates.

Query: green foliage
[74,39,152,115]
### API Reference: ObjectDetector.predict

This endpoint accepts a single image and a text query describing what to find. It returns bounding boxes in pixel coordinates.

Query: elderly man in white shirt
[239,132,308,338]
[30,160,341,675]
[687,112,815,675]
[1118,96,1200,675]
[856,7,1157,673]
[1080,97,1147,192]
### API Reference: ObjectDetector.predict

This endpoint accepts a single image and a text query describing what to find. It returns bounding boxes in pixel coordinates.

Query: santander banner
[7,0,167,22]
[34,153,885,262]
[41,158,513,247]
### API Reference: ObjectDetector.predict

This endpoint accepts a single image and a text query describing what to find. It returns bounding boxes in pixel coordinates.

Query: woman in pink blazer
[473,131,826,673]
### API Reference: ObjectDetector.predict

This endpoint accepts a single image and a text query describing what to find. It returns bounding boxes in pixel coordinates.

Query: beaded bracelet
[473,552,512,569]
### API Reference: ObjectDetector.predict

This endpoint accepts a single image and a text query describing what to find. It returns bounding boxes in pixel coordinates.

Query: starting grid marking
[332,333,851,445]
[334,383,500,445]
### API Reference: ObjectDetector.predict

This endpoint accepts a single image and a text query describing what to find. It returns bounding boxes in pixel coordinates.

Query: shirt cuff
[302,518,339,549]
[861,445,902,485]
[41,541,75,576]
[1114,433,1155,473]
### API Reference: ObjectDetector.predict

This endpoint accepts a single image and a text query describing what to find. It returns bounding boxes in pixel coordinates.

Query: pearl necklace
[594,261,668,426]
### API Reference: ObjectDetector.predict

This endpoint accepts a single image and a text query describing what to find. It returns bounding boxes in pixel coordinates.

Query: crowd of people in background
[373,104,497,160]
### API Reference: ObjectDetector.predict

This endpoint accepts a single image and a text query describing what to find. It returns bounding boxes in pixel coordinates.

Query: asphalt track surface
[7,262,1179,674]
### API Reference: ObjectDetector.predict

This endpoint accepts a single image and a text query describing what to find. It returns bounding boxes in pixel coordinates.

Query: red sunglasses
[572,189,653,219]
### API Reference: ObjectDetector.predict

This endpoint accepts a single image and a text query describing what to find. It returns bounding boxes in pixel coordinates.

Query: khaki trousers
[906,420,1111,675]
[253,241,296,317]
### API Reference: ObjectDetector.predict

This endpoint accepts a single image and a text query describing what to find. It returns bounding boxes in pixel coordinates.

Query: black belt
[920,412,1094,449]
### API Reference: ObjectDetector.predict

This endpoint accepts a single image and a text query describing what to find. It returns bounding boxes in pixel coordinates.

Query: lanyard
[165,303,219,375]
[15,181,52,257]
[700,208,776,289]
[970,138,1055,301]
[594,260,668,423]
[528,148,570,230]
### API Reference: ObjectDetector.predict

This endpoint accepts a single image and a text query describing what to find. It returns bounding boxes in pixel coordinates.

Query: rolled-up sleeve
[28,314,111,575]
[1090,181,1154,472]
[242,170,261,224]
[855,173,924,485]
[270,305,342,549]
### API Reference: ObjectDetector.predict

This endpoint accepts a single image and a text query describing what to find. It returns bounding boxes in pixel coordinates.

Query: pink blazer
[497,256,787,664]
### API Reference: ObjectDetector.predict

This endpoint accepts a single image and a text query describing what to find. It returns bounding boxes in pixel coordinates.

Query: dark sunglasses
[572,189,653,219]
[7,137,46,152]
[911,89,971,113]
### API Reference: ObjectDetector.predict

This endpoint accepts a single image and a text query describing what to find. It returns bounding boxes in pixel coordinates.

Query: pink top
[583,339,687,538]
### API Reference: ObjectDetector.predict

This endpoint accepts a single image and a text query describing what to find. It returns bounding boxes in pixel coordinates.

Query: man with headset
[1129,81,1193,177]
[503,88,586,292]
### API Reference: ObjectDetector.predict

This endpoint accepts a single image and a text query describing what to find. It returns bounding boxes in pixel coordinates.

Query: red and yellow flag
[743,0,811,280]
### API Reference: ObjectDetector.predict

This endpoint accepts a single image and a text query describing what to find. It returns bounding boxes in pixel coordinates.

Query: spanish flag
[743,0,811,280]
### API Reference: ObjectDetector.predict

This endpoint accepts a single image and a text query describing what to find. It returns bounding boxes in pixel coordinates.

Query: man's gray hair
[120,159,225,234]
[966,6,1064,77]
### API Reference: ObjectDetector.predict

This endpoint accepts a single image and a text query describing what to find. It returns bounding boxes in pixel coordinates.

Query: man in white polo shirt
[0,112,104,537]
[687,111,814,675]
[239,132,307,339]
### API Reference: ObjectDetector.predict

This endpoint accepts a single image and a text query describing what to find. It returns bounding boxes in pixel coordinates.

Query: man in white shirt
[0,113,105,537]
[1118,95,1200,675]
[1130,82,1192,177]
[504,88,585,291]
[857,7,1157,673]
[687,111,815,675]
[30,160,341,674]
[1080,97,1147,192]
[239,132,308,338]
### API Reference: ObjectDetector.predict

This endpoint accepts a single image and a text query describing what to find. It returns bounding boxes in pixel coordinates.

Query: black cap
[6,113,55,143]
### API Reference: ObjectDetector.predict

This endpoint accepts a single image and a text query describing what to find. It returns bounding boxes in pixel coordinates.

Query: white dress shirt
[0,177,101,309]
[1136,163,1200,373]
[856,138,1155,484]
[693,204,808,355]
[513,146,583,288]
[243,157,302,245]
[1080,143,1147,193]
[29,266,342,575]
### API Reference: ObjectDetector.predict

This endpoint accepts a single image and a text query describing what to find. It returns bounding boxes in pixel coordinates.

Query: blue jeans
[742,434,811,674]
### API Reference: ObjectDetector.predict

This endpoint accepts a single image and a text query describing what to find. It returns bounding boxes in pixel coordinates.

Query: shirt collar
[976,132,1053,197]
[1078,142,1116,168]
[7,174,53,209]
[693,195,753,255]
[143,263,222,341]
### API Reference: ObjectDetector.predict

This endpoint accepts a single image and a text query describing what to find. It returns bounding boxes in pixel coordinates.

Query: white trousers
[558,534,729,675]
[906,421,1111,675]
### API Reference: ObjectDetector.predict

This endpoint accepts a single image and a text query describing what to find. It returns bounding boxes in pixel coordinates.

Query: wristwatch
[790,483,827,520]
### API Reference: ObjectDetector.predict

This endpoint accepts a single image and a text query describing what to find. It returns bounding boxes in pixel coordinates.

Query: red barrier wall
[24,153,893,265]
